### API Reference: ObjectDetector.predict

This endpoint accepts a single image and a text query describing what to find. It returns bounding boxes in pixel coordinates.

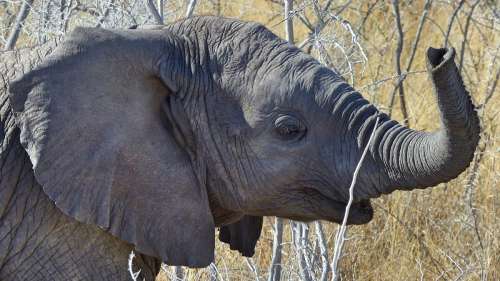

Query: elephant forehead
[244,67,337,115]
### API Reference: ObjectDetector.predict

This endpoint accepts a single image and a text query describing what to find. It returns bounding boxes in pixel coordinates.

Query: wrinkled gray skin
[1,16,479,280]
[0,41,160,280]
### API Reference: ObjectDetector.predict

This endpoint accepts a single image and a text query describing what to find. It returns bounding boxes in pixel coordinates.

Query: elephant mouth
[320,192,373,225]
[339,199,373,225]
[307,186,374,224]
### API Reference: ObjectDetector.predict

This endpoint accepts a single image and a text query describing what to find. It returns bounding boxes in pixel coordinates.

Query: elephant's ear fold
[8,27,214,267]
[219,216,263,257]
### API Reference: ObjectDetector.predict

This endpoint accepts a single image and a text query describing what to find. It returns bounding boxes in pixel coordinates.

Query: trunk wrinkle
[356,47,481,194]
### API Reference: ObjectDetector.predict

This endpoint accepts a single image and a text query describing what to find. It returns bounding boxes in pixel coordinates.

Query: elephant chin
[315,191,373,225]
[312,187,374,225]
[344,199,374,225]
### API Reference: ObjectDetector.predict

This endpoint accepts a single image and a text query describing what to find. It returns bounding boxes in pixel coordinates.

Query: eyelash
[274,115,306,140]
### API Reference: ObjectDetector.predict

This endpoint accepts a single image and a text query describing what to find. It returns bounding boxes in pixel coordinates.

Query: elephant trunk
[357,47,480,195]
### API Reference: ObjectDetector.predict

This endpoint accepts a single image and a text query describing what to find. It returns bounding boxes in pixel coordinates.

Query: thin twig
[157,0,164,22]
[284,0,294,44]
[459,0,480,74]
[331,116,380,281]
[95,0,115,28]
[315,221,330,281]
[209,263,221,281]
[268,4,294,279]
[405,0,432,71]
[444,0,465,48]
[4,0,35,50]
[292,223,313,281]
[464,133,487,279]
[356,0,381,35]
[361,72,427,91]
[388,0,409,126]
[173,266,184,281]
[480,68,499,109]
[388,0,431,121]
[185,0,198,18]
[245,258,261,281]
[267,218,283,281]
[128,251,143,281]
[144,0,163,24]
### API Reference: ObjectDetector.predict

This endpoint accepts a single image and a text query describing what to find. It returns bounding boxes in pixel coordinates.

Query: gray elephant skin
[0,16,479,280]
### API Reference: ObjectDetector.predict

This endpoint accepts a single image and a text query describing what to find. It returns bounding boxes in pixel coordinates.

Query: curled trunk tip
[365,46,480,194]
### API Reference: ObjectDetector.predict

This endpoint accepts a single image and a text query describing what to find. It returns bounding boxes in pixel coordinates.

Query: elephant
[0,16,479,280]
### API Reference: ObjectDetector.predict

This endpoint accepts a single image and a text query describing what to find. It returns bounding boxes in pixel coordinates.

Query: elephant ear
[219,216,263,257]
[8,27,214,267]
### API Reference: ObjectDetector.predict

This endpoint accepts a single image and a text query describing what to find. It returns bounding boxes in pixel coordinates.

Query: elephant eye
[274,115,306,140]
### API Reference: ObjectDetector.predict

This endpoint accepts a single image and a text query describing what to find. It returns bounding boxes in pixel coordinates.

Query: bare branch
[315,221,330,281]
[388,0,409,126]
[245,258,261,281]
[444,0,465,48]
[292,222,313,281]
[4,0,35,50]
[267,218,283,281]
[144,0,163,24]
[481,68,499,109]
[459,0,480,74]
[359,70,426,91]
[267,4,296,279]
[297,13,315,32]
[405,0,432,71]
[388,0,431,119]
[209,263,221,281]
[331,116,380,281]
[173,266,184,281]
[157,0,164,22]
[284,0,294,44]
[95,0,116,28]
[186,0,198,18]
[128,251,143,281]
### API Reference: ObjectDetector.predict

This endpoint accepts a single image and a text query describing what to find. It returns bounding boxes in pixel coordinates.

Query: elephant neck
[201,136,246,218]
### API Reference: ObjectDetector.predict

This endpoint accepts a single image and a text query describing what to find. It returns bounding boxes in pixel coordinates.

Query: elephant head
[8,16,479,266]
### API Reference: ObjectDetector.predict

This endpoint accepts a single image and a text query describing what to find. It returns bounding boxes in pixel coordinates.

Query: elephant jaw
[309,186,374,224]
[311,185,374,224]
[329,198,374,225]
